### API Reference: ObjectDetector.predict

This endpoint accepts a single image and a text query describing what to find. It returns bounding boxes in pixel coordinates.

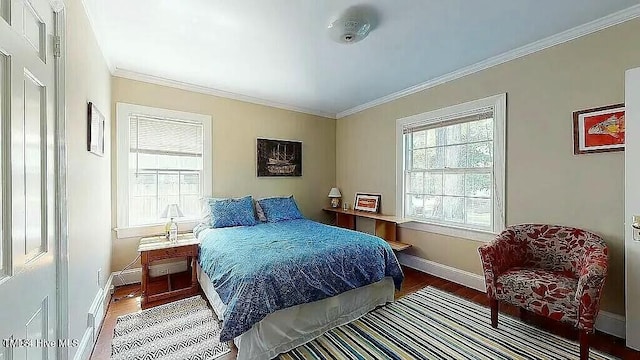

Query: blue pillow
[257,196,304,222]
[209,196,258,228]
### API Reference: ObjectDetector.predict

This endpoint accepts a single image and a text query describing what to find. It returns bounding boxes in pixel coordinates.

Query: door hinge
[53,35,61,58]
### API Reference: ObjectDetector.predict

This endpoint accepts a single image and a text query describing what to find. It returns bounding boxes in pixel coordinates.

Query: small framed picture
[573,103,625,155]
[87,102,105,156]
[354,193,381,213]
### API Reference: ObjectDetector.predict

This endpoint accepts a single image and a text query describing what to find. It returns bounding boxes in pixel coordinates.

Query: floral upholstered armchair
[478,224,608,360]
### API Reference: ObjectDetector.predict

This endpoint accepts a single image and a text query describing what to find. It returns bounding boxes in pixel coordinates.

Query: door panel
[0,51,6,280]
[625,67,640,350]
[24,297,47,360]
[23,71,44,263]
[21,3,44,59]
[0,0,56,359]
[0,0,10,24]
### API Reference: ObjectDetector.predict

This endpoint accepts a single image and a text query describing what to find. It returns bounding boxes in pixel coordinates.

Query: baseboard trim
[111,268,142,287]
[111,259,190,287]
[396,253,486,292]
[595,311,626,339]
[103,274,113,309]
[149,260,188,277]
[73,327,93,360]
[87,288,105,340]
[396,253,626,339]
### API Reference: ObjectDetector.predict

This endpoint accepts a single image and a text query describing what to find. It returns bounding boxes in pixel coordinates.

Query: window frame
[115,103,212,239]
[396,94,506,242]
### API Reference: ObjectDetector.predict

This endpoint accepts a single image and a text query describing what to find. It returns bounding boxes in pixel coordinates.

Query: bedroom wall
[65,0,112,357]
[110,77,336,272]
[336,19,640,316]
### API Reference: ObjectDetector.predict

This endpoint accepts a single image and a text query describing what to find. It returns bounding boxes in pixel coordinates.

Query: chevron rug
[110,296,230,360]
[278,287,617,360]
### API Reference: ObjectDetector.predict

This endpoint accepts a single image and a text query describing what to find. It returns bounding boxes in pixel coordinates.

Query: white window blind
[402,106,501,232]
[128,115,204,226]
[401,107,494,134]
[130,116,203,157]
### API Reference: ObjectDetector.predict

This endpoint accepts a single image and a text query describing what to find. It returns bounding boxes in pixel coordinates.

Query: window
[396,94,505,241]
[117,103,212,232]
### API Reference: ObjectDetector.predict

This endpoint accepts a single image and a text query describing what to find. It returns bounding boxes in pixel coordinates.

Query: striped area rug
[278,287,616,360]
[110,296,230,360]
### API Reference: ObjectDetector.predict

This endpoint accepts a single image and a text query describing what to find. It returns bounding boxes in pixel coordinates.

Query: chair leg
[579,330,589,360]
[490,299,499,328]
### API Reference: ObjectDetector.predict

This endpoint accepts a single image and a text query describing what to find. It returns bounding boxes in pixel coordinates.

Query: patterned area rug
[279,287,616,360]
[110,296,230,360]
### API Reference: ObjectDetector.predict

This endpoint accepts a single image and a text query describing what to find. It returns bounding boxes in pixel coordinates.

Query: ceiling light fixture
[328,5,377,44]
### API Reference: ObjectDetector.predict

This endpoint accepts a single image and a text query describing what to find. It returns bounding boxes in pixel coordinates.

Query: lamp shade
[161,203,184,219]
[328,187,342,198]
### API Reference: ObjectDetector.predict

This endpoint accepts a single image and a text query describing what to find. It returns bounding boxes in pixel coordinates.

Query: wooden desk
[323,207,412,251]
[138,233,200,309]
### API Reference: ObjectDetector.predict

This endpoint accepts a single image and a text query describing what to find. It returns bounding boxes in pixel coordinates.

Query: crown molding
[79,0,116,73]
[113,68,336,119]
[336,4,640,119]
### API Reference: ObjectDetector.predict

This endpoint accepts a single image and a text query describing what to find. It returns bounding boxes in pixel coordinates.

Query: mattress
[197,264,395,360]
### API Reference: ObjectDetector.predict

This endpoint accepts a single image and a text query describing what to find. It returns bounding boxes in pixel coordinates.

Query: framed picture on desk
[354,193,381,213]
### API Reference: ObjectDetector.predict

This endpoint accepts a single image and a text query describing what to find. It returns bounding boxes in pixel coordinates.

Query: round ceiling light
[328,5,377,44]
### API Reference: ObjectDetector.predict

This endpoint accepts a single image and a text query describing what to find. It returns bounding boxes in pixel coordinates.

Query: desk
[323,207,412,251]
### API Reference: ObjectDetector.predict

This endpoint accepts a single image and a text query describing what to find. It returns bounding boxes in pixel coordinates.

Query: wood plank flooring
[90,267,639,360]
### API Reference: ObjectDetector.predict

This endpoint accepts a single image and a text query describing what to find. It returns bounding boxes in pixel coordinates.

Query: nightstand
[138,233,200,309]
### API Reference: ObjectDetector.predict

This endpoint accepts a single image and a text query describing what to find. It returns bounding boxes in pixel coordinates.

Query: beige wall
[65,0,112,357]
[337,20,640,316]
[110,77,336,272]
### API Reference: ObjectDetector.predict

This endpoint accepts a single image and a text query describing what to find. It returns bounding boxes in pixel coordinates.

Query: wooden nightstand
[138,233,200,309]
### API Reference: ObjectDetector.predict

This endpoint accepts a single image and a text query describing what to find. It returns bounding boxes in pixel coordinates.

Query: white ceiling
[84,0,640,117]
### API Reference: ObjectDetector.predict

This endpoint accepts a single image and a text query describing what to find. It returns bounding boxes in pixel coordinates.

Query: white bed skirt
[197,265,395,360]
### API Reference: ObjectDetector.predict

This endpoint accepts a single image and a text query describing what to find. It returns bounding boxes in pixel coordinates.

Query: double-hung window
[116,103,212,235]
[396,94,506,241]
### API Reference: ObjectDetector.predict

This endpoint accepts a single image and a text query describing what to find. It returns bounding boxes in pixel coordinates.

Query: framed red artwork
[573,103,625,154]
[354,193,381,213]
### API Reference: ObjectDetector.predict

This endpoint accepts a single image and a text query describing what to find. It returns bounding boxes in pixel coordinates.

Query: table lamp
[161,203,184,242]
[328,187,342,208]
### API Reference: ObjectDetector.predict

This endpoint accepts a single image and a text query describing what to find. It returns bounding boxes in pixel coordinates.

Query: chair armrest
[478,229,526,298]
[576,245,608,332]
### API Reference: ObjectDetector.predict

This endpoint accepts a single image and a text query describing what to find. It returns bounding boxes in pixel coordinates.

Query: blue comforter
[197,219,404,342]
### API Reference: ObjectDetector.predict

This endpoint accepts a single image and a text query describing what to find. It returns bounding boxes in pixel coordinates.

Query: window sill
[114,220,199,239]
[399,221,497,243]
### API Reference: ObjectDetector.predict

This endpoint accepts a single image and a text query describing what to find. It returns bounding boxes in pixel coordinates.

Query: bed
[195,218,404,360]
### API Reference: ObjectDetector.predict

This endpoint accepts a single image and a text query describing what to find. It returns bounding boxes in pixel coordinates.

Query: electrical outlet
[97,268,102,288]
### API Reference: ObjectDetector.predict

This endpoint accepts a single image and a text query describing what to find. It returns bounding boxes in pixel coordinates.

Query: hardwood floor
[90,267,640,360]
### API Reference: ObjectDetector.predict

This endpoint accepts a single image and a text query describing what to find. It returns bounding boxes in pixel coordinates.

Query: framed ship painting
[573,103,625,154]
[257,138,302,177]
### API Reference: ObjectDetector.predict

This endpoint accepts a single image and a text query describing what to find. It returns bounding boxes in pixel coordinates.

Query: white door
[0,0,57,359]
[626,67,640,350]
